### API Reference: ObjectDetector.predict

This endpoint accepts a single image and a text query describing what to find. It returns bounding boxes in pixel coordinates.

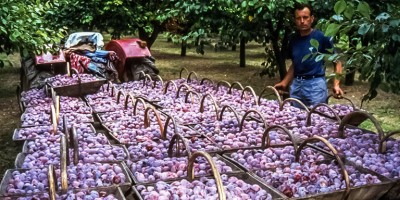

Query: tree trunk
[231,43,236,51]
[271,39,287,80]
[240,37,245,68]
[181,40,187,57]
[138,25,161,49]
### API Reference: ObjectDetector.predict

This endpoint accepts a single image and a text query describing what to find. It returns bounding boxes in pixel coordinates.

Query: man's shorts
[290,77,328,108]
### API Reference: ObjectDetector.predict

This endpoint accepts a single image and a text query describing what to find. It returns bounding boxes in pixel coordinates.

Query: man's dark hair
[293,2,313,16]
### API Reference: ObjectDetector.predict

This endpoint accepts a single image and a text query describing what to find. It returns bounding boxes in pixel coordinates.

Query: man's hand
[274,82,287,91]
[332,85,344,98]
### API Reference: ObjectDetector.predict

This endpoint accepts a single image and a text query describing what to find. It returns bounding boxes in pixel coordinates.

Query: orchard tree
[0,0,67,66]
[49,0,180,49]
[314,0,400,101]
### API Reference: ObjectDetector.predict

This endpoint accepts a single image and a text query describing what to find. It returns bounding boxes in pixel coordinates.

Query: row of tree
[1,0,399,100]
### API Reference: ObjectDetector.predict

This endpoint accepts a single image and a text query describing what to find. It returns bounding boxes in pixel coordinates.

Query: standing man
[274,3,344,107]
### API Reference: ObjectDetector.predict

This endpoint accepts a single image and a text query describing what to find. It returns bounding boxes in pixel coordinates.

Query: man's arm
[274,63,294,90]
[333,60,344,97]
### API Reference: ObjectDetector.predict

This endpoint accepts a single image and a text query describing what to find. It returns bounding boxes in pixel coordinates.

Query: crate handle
[280,97,310,113]
[47,164,57,200]
[239,109,267,132]
[200,94,219,120]
[306,103,341,126]
[153,75,164,89]
[219,105,241,124]
[144,106,164,139]
[163,80,178,94]
[184,90,201,104]
[200,77,214,85]
[133,97,148,116]
[176,83,192,98]
[326,94,356,110]
[168,133,192,159]
[216,80,231,92]
[295,136,350,200]
[228,81,244,94]
[258,86,282,105]
[187,151,226,200]
[60,135,68,194]
[187,71,199,83]
[124,93,135,110]
[179,67,189,79]
[163,113,176,139]
[71,126,79,165]
[262,125,298,152]
[241,86,258,106]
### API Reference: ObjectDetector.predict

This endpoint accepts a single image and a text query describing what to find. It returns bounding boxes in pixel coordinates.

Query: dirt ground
[0,36,399,180]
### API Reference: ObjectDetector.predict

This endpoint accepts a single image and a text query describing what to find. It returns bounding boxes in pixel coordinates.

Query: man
[274,3,344,107]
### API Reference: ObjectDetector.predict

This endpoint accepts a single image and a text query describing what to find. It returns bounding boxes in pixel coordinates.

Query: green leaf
[315,54,325,62]
[302,54,311,62]
[325,23,341,37]
[358,23,371,35]
[376,12,390,21]
[382,24,389,33]
[334,0,346,15]
[389,19,400,28]
[343,5,354,20]
[310,38,319,50]
[357,2,370,19]
[392,34,400,42]
[241,1,247,8]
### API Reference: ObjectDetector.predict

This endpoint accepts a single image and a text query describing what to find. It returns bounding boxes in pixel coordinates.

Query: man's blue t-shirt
[288,29,334,77]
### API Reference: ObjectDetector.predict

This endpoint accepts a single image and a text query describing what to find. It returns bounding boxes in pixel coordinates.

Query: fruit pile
[2,69,399,200]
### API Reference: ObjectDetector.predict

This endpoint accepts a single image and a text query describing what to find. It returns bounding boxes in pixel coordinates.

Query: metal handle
[239,109,268,132]
[168,133,192,158]
[51,104,57,135]
[106,81,113,92]
[241,86,258,106]
[187,151,226,200]
[60,135,68,194]
[176,83,192,98]
[116,90,126,104]
[380,130,400,153]
[306,103,341,126]
[71,126,79,165]
[219,105,241,124]
[187,71,199,83]
[200,78,214,85]
[142,74,153,87]
[199,94,219,119]
[144,106,165,139]
[133,97,148,116]
[163,80,178,94]
[338,111,385,152]
[184,90,201,104]
[216,80,231,92]
[52,95,60,124]
[258,86,282,105]
[179,67,189,79]
[228,81,244,94]
[280,97,310,112]
[124,93,135,109]
[153,75,164,89]
[326,94,356,110]
[111,85,118,97]
[163,113,177,139]
[262,125,298,152]
[295,136,350,200]
[47,164,57,200]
